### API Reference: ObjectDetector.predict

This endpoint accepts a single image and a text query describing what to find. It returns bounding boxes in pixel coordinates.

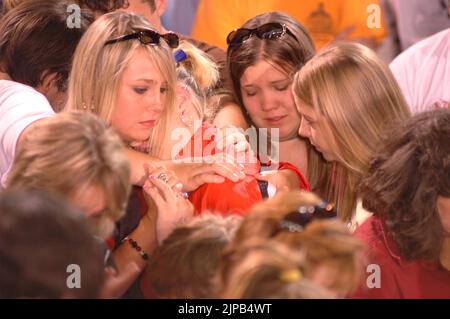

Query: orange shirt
[192,0,387,50]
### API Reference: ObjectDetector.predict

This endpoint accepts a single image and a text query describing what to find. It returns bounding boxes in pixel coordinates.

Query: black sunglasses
[226,22,298,47]
[104,29,179,48]
[278,201,337,233]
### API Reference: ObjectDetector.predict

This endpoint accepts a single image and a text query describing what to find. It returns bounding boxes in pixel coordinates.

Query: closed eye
[133,87,148,94]
[274,84,289,91]
[244,90,257,97]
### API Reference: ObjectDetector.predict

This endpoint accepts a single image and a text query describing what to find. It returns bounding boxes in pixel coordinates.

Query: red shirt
[350,216,450,299]
[181,123,309,216]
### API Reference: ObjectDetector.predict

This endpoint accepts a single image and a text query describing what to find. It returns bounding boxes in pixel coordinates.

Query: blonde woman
[66,11,245,191]
[7,111,130,238]
[64,12,203,297]
[293,42,411,229]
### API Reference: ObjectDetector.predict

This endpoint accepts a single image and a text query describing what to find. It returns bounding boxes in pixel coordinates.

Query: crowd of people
[0,0,448,299]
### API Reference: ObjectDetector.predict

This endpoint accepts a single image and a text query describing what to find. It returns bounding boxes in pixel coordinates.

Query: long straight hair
[65,11,177,157]
[293,42,411,221]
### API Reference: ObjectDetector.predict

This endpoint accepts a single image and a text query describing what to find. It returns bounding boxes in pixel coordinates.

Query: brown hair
[145,214,242,298]
[78,0,128,13]
[232,190,364,294]
[361,109,450,260]
[0,189,104,298]
[227,11,315,125]
[217,238,331,299]
[0,0,93,90]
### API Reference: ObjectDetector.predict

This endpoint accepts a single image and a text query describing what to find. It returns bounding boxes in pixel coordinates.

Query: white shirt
[0,80,54,186]
[390,28,450,114]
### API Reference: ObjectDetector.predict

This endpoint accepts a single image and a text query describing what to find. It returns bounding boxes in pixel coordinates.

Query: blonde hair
[231,190,365,295]
[2,0,23,13]
[217,239,331,299]
[7,111,130,237]
[293,42,411,221]
[145,213,242,298]
[65,11,177,157]
[175,40,219,122]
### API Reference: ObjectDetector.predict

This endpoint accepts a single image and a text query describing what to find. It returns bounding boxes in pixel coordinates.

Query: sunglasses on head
[226,22,297,47]
[278,201,337,233]
[104,29,179,48]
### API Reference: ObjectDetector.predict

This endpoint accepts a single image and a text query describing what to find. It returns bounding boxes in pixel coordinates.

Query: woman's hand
[142,164,194,244]
[255,169,300,192]
[125,148,246,189]
[167,160,246,192]
[214,125,260,176]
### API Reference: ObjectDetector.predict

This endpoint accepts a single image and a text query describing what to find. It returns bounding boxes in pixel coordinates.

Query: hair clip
[174,49,187,63]
[279,269,302,283]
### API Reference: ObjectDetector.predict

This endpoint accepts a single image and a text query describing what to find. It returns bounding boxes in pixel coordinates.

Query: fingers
[148,176,177,203]
[143,180,166,209]
[100,262,141,299]
[194,161,245,182]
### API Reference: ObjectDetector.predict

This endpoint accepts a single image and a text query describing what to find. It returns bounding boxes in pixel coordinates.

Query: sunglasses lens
[139,31,159,44]
[163,33,179,48]
[228,29,253,46]
[226,30,237,45]
[258,23,284,39]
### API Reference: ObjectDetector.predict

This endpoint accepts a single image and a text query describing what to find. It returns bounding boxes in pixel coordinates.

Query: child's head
[174,40,220,126]
[144,213,242,298]
[217,238,332,298]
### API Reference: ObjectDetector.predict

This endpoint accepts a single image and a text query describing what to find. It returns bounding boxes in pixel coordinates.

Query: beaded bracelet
[122,236,149,261]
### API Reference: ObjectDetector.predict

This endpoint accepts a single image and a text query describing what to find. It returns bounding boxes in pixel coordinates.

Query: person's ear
[176,84,191,108]
[38,71,61,95]
[155,0,167,18]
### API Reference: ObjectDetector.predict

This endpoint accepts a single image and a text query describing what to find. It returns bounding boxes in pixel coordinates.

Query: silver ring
[157,173,169,183]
